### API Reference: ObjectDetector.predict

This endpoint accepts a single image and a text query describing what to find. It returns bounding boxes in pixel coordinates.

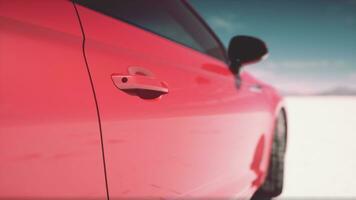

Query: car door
[0,1,107,199]
[75,0,273,199]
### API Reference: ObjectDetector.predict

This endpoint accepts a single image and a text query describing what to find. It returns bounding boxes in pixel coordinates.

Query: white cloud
[245,60,356,94]
[346,72,356,82]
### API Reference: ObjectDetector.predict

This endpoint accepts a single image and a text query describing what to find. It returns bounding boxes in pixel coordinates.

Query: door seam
[72,2,110,199]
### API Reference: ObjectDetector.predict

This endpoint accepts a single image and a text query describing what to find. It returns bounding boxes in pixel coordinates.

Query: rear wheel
[251,109,287,200]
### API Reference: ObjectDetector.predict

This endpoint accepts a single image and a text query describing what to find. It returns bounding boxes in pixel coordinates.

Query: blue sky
[190,0,356,94]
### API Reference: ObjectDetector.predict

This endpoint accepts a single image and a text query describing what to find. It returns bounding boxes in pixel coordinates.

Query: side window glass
[76,0,227,62]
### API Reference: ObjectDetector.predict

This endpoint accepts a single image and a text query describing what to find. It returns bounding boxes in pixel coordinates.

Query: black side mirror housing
[228,35,268,74]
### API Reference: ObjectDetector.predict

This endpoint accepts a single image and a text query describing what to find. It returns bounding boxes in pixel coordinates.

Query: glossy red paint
[75,3,282,199]
[0,1,106,199]
[0,1,284,199]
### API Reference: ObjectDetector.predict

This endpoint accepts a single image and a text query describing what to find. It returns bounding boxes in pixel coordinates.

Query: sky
[190,0,356,94]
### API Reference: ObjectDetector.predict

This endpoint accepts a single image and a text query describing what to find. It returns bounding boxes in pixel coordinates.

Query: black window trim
[74,0,229,64]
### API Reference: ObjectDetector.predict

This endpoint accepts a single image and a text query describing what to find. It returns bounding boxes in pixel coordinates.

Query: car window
[76,0,227,62]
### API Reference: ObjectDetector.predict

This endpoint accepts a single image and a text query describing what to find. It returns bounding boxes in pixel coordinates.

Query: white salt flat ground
[280,96,356,198]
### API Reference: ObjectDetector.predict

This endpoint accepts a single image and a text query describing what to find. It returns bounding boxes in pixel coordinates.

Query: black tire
[251,109,287,200]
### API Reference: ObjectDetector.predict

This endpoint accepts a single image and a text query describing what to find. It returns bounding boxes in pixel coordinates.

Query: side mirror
[228,35,268,74]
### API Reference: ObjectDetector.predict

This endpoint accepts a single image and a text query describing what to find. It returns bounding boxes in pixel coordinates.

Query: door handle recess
[112,74,168,99]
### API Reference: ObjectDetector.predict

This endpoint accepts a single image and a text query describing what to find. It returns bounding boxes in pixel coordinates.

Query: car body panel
[0,1,106,199]
[0,1,285,199]
[76,3,278,199]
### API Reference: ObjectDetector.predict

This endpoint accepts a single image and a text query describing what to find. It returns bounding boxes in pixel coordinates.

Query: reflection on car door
[76,0,272,198]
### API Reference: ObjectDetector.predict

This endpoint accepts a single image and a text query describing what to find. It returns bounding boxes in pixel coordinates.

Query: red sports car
[0,0,287,199]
